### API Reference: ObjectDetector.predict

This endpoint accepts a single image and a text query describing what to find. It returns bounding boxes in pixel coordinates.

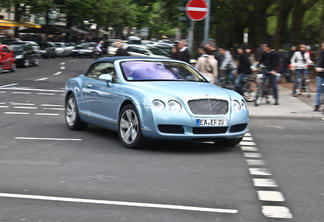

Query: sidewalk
[248,78,324,118]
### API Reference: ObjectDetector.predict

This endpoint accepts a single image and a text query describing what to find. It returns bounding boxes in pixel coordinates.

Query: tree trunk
[291,0,304,45]
[45,10,50,41]
[248,13,259,47]
[319,0,324,43]
[274,0,293,49]
[14,4,20,38]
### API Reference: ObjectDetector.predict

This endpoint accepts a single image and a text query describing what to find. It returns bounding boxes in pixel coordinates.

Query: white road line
[249,168,272,176]
[37,93,56,96]
[13,106,38,109]
[245,132,251,136]
[60,66,65,70]
[0,193,238,214]
[35,113,60,116]
[253,179,278,187]
[12,92,31,94]
[11,103,35,106]
[242,137,253,141]
[322,118,324,121]
[187,7,208,12]
[240,141,256,146]
[1,88,64,93]
[15,137,82,141]
[0,106,9,108]
[60,62,65,65]
[35,78,49,81]
[0,103,5,105]
[246,159,265,166]
[262,206,293,219]
[241,146,258,152]
[53,72,62,76]
[243,153,262,158]
[0,83,19,88]
[4,112,30,115]
[0,91,7,93]
[41,104,63,107]
[43,108,65,111]
[257,191,285,202]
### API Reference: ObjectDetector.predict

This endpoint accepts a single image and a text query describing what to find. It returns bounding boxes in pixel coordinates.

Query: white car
[64,43,76,56]
[54,42,66,57]
[124,45,171,58]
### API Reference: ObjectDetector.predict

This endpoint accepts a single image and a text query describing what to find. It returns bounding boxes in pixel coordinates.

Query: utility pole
[204,0,210,43]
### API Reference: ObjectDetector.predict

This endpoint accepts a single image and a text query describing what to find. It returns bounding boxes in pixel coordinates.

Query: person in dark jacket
[255,43,279,105]
[314,43,324,111]
[234,46,251,95]
[115,41,129,56]
[174,39,190,63]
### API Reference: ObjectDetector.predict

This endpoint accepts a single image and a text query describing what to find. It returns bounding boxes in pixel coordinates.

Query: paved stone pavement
[248,78,324,118]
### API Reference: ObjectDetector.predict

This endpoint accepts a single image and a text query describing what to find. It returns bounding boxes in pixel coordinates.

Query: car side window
[3,47,9,53]
[137,47,148,55]
[85,62,118,83]
[127,46,135,52]
[27,44,33,50]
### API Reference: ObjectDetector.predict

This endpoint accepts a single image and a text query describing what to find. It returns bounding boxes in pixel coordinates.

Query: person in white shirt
[290,44,313,96]
[95,40,103,60]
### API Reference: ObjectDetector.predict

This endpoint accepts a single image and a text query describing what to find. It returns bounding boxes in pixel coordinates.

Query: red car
[0,44,16,73]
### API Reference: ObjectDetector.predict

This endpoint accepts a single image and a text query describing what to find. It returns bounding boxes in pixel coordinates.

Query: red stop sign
[186,0,208,21]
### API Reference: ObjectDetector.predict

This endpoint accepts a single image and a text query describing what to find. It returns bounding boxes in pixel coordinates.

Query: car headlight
[241,100,247,111]
[233,100,241,112]
[15,55,23,59]
[168,100,181,113]
[152,99,165,111]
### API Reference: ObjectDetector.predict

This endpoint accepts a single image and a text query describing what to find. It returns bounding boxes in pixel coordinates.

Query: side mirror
[204,76,211,83]
[99,74,112,83]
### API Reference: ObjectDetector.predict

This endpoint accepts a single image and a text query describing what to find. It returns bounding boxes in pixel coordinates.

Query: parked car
[0,44,16,73]
[37,42,56,58]
[24,41,41,59]
[8,42,40,67]
[124,45,170,58]
[65,57,249,149]
[71,42,96,58]
[64,42,76,56]
[54,42,67,57]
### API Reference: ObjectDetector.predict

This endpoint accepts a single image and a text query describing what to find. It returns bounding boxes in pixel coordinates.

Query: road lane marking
[12,92,31,94]
[249,168,272,176]
[43,108,65,111]
[1,88,64,92]
[13,106,38,109]
[0,106,9,108]
[240,146,258,151]
[0,83,18,88]
[11,103,35,106]
[0,103,5,105]
[243,153,262,158]
[60,66,65,70]
[257,191,285,202]
[262,206,293,218]
[53,72,62,76]
[35,78,49,81]
[15,137,82,141]
[0,193,238,214]
[240,141,256,146]
[244,132,251,136]
[0,91,7,93]
[246,159,265,165]
[242,137,253,141]
[35,113,60,116]
[60,62,65,65]
[253,179,278,187]
[4,112,30,115]
[41,104,63,107]
[37,93,56,96]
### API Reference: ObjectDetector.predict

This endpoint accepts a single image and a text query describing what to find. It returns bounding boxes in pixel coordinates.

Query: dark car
[71,42,96,58]
[37,42,56,59]
[8,42,40,67]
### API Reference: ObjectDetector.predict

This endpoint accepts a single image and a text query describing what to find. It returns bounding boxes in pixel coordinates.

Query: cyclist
[254,43,279,105]
[290,44,313,97]
[233,46,251,95]
[218,45,237,84]
[314,43,324,111]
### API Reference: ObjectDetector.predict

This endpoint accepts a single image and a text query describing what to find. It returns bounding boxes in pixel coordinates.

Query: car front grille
[188,99,228,115]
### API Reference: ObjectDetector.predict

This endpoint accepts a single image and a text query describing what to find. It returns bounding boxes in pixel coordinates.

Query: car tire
[33,57,39,66]
[24,58,30,68]
[11,63,16,72]
[214,137,243,147]
[65,94,88,130]
[0,64,3,74]
[118,104,146,149]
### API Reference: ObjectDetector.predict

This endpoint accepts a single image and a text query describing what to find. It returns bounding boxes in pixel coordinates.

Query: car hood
[126,81,231,102]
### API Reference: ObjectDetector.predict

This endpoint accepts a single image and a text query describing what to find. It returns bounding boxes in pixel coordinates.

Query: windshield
[9,44,25,51]
[120,61,206,82]
[55,43,63,47]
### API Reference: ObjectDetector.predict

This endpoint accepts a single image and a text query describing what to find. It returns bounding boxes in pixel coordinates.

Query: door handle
[87,85,92,88]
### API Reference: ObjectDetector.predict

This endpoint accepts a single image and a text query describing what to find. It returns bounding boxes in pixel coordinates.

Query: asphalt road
[0,57,323,222]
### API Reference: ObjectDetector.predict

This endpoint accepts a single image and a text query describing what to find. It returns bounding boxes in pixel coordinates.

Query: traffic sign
[185,0,208,21]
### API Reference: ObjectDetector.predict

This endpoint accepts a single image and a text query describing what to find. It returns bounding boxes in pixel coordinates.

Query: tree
[274,0,293,49]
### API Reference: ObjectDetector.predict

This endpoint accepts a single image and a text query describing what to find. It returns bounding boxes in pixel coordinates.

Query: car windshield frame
[119,60,207,82]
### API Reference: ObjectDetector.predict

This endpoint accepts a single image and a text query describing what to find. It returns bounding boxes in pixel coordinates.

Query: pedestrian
[171,45,180,60]
[314,43,324,111]
[255,43,266,61]
[286,46,297,82]
[174,39,190,63]
[196,47,218,84]
[115,41,129,56]
[95,40,103,60]
[218,45,237,83]
[245,46,256,67]
[254,43,279,105]
[233,46,251,95]
[290,44,313,97]
[205,40,223,74]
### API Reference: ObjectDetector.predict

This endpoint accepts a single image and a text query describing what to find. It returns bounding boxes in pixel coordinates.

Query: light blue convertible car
[65,57,249,149]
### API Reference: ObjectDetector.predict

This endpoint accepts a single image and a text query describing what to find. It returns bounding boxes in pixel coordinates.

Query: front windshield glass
[120,61,207,82]
[55,43,62,47]
[9,44,25,51]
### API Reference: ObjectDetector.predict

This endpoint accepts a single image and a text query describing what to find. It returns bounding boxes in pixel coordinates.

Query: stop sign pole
[185,0,209,55]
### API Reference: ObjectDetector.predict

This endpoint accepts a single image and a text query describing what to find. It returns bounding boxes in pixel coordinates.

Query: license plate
[197,118,227,127]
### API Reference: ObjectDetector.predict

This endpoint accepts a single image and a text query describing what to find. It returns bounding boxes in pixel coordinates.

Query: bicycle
[295,69,311,98]
[241,74,258,102]
[217,69,235,90]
